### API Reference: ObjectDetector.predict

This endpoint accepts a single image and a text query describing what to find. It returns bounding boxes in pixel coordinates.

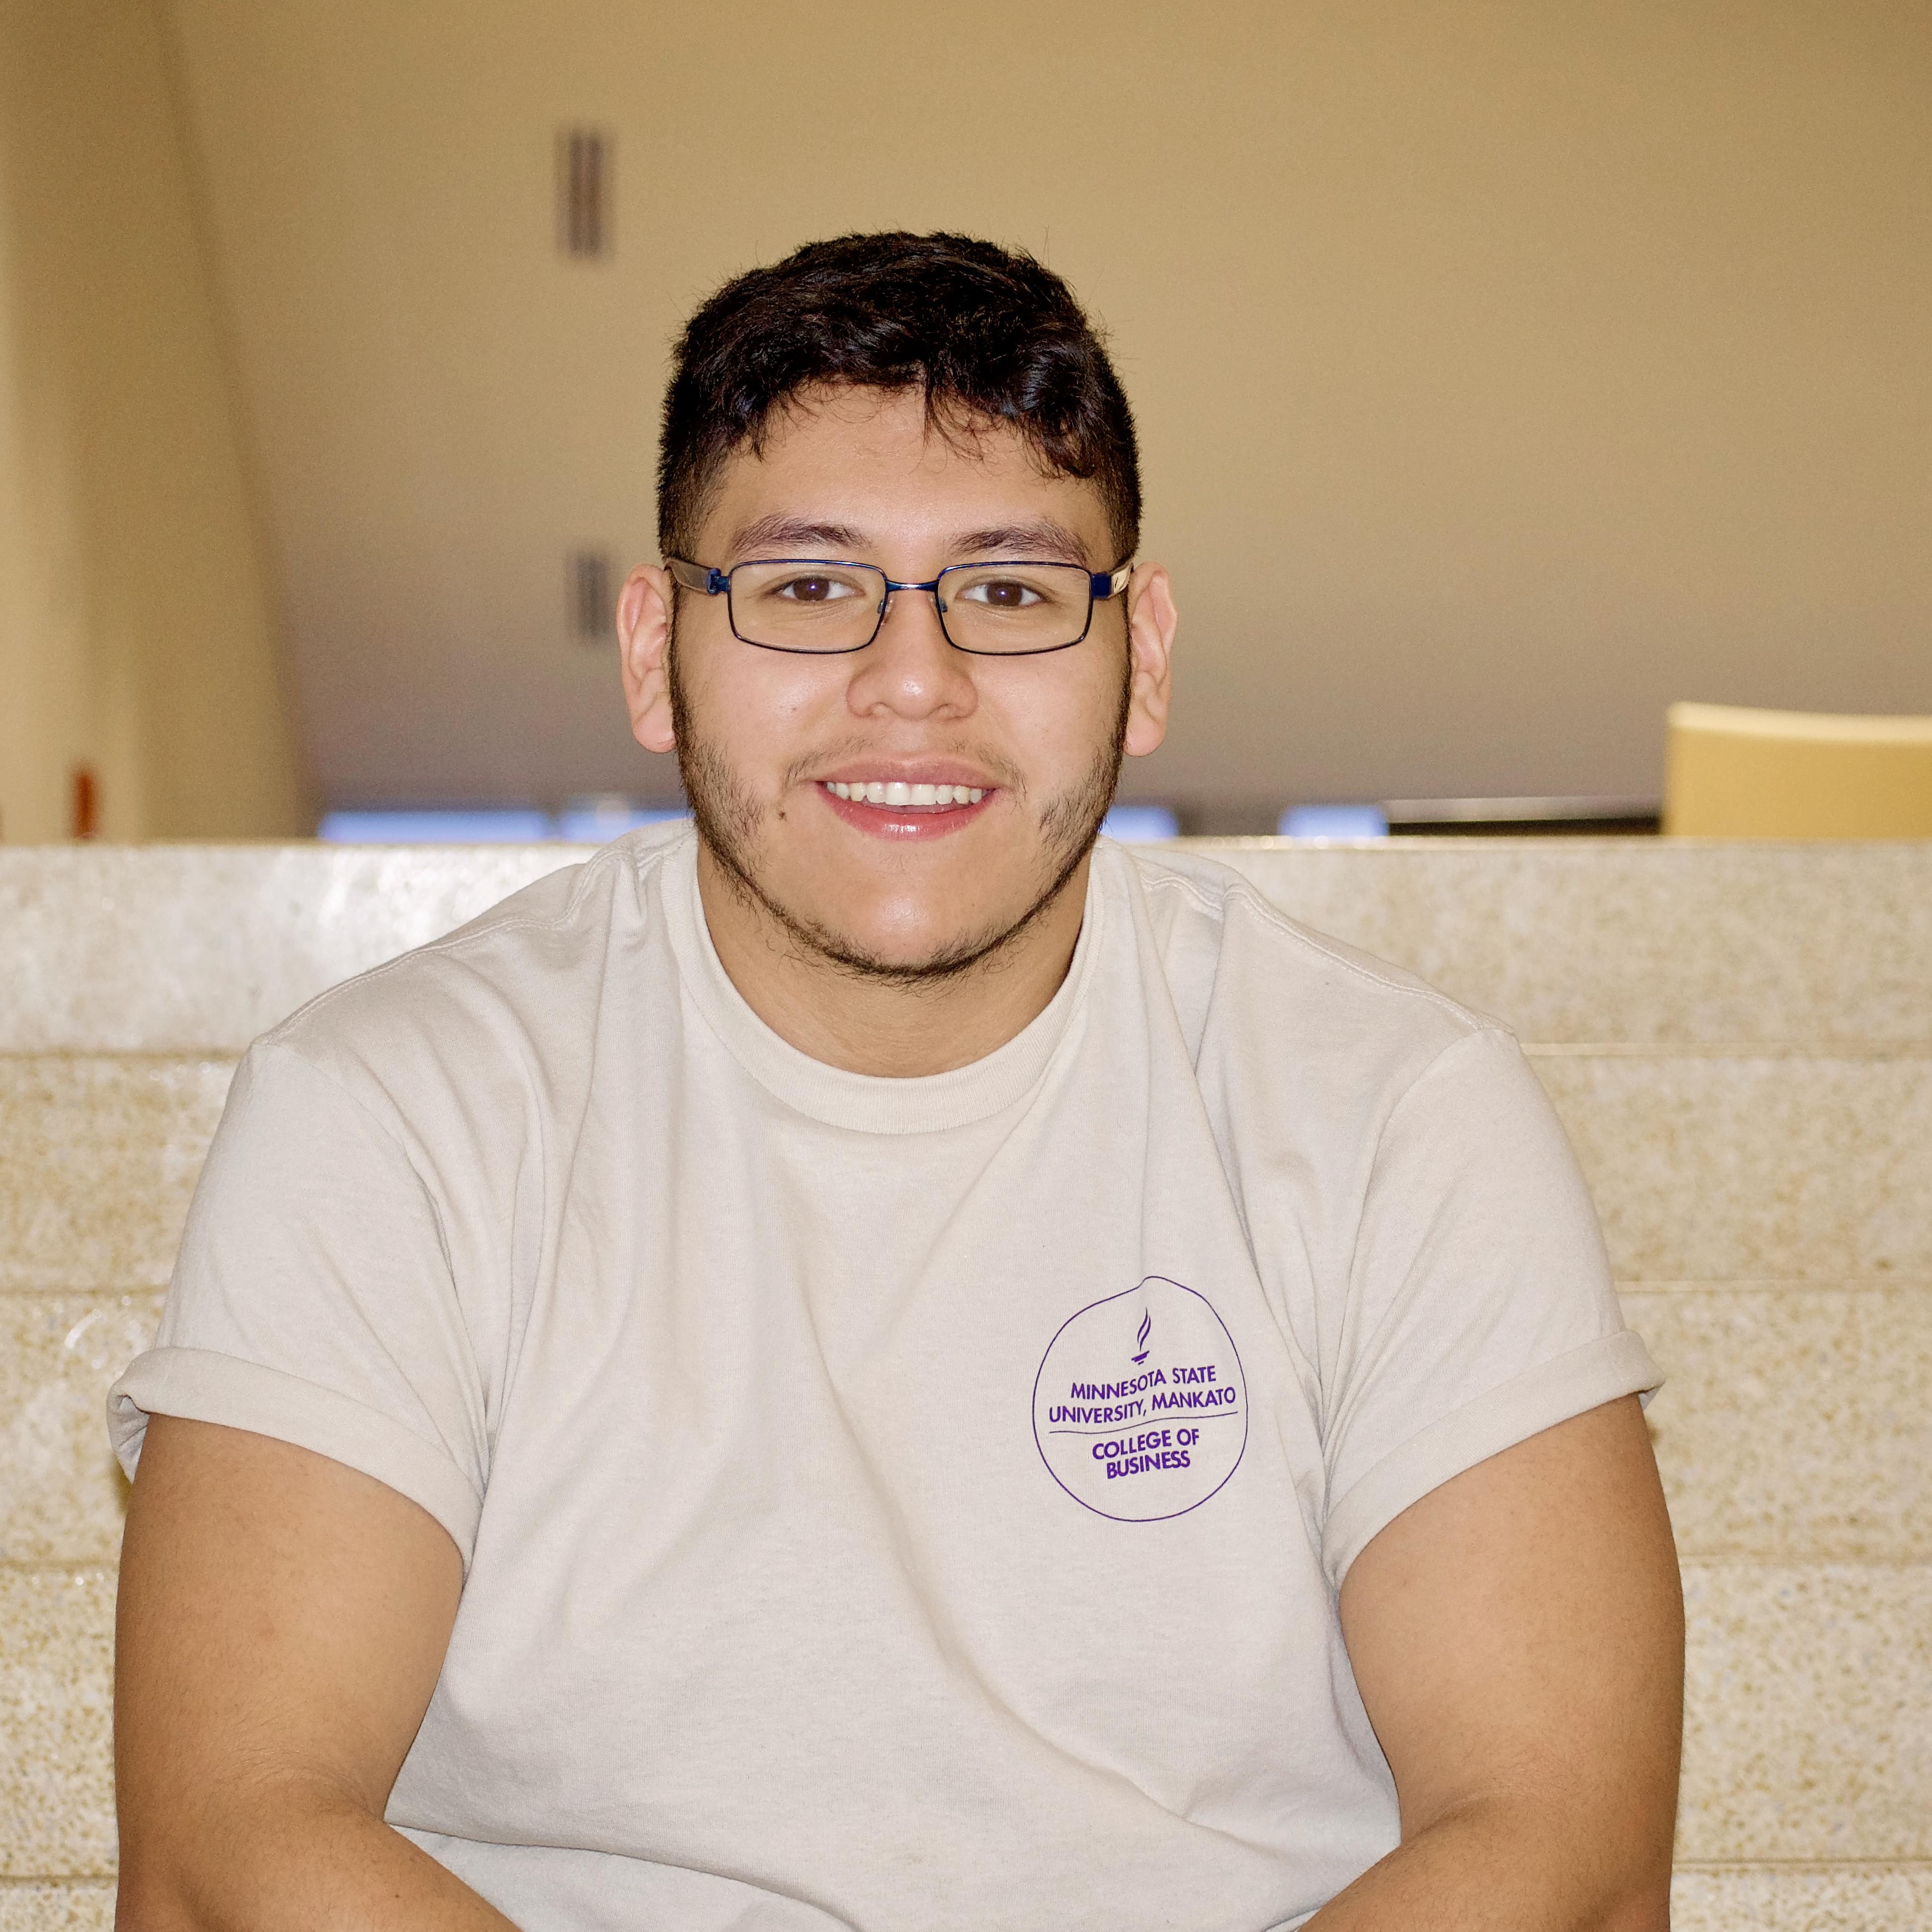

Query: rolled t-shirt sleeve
[1320,1026,1660,1587]
[108,1040,491,1565]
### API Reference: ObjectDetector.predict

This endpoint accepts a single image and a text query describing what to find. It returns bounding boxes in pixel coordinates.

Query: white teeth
[825,780,988,806]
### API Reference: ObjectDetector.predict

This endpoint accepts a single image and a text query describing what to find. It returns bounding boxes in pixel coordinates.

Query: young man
[110,232,1681,1931]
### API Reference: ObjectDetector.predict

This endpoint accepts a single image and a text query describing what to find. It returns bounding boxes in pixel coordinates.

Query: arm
[1316,1396,1683,1932]
[115,1416,518,1931]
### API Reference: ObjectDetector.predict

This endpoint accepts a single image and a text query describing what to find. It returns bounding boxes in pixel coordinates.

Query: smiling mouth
[821,781,987,809]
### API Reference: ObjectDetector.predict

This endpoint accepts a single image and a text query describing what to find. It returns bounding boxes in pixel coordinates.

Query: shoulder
[1112,842,1501,1097]
[257,825,689,1112]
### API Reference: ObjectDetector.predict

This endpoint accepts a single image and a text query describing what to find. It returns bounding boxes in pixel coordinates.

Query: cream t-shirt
[110,827,1658,1932]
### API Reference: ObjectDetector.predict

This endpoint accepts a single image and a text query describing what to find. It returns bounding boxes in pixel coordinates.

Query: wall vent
[71,766,98,840]
[571,550,614,641]
[558,129,612,258]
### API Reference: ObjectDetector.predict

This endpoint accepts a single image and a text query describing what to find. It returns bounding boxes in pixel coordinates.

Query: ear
[1122,563,1177,759]
[618,565,678,755]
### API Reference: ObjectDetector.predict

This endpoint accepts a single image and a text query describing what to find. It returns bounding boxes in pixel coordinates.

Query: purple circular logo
[1032,1277,1247,1522]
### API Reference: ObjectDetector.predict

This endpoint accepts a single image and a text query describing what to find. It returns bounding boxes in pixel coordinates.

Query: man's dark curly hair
[656,231,1141,564]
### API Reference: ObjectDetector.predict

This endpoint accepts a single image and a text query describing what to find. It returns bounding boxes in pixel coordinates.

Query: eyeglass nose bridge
[874,574,949,625]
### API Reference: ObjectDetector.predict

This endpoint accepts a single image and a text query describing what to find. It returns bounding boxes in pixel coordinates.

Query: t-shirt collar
[661,832,1099,1134]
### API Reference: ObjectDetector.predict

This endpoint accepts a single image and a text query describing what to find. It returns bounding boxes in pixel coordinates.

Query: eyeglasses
[666,556,1133,656]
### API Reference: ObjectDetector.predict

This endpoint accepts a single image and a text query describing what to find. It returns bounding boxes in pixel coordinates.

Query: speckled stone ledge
[0,1059,233,1291]
[2,840,1930,1053]
[1533,1051,1932,1279]
[1671,1864,1932,1931]
[0,846,571,1055]
[0,1884,114,1932]
[0,1294,156,1564]
[1678,1563,1932,1863]
[1200,838,1932,1046]
[1627,1286,1932,1562]
[0,1568,116,1878]
[3,840,1928,1896]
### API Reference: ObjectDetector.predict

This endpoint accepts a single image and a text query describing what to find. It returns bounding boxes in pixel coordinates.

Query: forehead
[698,385,1112,556]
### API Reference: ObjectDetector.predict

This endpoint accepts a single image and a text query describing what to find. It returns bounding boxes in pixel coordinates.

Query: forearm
[117,1787,520,1932]
[1306,1794,1670,1932]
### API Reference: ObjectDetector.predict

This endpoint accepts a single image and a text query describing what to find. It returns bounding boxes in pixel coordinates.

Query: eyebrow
[726,514,868,558]
[948,519,1092,567]
[721,512,1096,569]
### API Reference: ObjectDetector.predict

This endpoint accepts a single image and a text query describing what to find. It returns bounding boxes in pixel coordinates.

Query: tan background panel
[0,0,304,843]
[101,0,1932,822]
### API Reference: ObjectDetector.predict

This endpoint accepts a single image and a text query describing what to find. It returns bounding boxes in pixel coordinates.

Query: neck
[693,844,1092,1077]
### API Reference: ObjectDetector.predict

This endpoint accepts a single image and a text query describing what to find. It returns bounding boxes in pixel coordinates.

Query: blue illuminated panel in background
[318,802,690,844]
[554,797,689,842]
[1100,804,1181,843]
[1279,804,1390,841]
[317,809,556,843]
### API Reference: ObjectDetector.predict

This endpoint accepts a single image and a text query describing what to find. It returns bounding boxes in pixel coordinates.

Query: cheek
[990,658,1124,764]
[684,647,838,757]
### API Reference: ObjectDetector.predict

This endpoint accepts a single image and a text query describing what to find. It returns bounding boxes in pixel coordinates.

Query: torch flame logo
[1131,1308,1152,1364]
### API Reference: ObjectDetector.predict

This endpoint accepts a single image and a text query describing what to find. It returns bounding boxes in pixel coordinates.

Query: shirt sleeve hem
[1320,1329,1663,1589]
[107,1345,483,1568]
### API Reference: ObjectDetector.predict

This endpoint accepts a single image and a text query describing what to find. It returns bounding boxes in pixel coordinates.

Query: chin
[819,901,1002,976]
[775,865,1037,975]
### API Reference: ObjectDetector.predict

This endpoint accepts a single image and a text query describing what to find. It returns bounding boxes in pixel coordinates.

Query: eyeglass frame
[664,555,1135,657]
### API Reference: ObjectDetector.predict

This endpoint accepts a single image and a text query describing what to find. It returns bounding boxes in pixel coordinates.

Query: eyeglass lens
[725,560,1097,655]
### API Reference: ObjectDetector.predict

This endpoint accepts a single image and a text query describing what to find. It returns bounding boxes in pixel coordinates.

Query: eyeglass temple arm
[1093,564,1133,598]
[665,558,729,595]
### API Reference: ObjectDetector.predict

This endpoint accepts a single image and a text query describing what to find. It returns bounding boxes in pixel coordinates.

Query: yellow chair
[1662,702,1932,838]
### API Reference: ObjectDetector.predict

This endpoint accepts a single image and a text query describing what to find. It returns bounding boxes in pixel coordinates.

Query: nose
[844,583,978,723]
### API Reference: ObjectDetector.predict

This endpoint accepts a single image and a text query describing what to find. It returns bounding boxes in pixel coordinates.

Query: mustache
[777,738,1028,800]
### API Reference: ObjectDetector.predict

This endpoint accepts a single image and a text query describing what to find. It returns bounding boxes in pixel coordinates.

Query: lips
[813,774,996,841]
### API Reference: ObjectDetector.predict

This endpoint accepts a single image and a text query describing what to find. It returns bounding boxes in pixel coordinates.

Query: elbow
[112,1864,204,1932]
[1591,1855,1674,1932]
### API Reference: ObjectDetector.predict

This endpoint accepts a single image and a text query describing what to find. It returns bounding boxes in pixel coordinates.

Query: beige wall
[164,0,1932,823]
[0,0,305,843]
[0,134,93,846]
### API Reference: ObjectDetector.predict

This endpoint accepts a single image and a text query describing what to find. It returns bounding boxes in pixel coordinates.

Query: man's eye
[775,575,858,604]
[961,578,1044,609]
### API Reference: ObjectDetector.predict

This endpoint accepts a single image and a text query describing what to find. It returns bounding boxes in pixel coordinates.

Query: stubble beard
[668,634,1131,992]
